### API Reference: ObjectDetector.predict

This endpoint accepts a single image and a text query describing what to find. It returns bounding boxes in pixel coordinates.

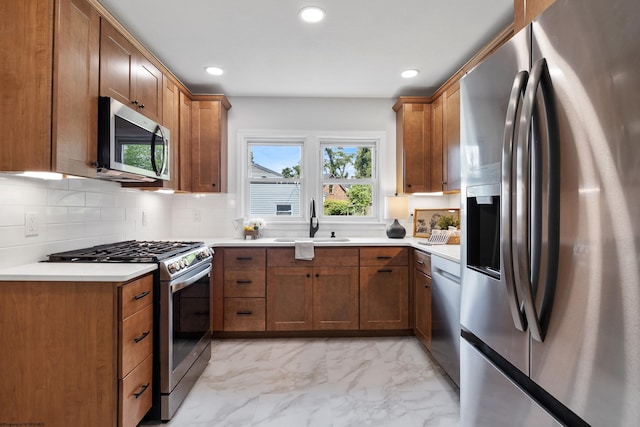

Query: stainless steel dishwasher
[431,255,461,387]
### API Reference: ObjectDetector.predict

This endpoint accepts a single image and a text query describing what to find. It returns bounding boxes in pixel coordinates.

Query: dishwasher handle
[432,268,460,285]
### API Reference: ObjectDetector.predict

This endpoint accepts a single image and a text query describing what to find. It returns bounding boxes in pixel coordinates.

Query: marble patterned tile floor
[145,337,459,427]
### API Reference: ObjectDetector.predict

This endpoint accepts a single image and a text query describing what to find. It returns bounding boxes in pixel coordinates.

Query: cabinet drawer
[120,275,153,319]
[224,268,266,297]
[224,298,266,331]
[360,247,408,266]
[120,304,153,377]
[414,250,432,275]
[224,248,266,268]
[120,353,152,427]
[267,247,359,267]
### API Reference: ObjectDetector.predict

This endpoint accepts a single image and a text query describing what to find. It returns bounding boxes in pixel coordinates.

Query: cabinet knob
[139,103,145,109]
[212,183,216,187]
[132,100,139,105]
[306,274,311,278]
[315,273,319,278]
[442,181,447,185]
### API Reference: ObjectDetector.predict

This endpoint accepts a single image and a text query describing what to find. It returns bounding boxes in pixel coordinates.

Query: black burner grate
[47,240,204,263]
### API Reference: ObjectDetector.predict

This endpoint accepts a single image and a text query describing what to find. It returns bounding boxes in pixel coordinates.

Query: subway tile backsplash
[0,173,461,269]
[0,174,172,269]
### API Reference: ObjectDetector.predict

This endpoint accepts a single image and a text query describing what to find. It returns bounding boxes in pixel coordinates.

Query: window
[247,141,303,218]
[321,140,376,218]
[241,133,380,222]
[275,204,292,216]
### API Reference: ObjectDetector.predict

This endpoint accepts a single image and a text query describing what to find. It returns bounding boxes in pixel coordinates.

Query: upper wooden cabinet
[190,97,231,192]
[99,19,163,123]
[442,82,461,192]
[515,0,556,32]
[393,97,432,193]
[430,96,445,192]
[178,92,193,192]
[0,0,99,178]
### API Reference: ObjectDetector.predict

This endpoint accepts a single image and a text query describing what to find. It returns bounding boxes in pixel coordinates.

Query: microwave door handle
[516,58,560,343]
[501,70,528,332]
[150,126,161,177]
[158,125,169,176]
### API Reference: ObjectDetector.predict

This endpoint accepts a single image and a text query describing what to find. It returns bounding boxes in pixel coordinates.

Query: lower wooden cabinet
[0,274,153,427]
[359,247,409,330]
[217,246,413,333]
[267,266,314,331]
[360,266,409,330]
[266,248,360,332]
[413,249,433,350]
[222,248,266,331]
[224,298,266,331]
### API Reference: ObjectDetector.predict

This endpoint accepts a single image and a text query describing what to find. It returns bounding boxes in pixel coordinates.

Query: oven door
[160,262,211,394]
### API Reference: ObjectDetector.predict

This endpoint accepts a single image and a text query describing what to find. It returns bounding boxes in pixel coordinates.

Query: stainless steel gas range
[48,240,213,421]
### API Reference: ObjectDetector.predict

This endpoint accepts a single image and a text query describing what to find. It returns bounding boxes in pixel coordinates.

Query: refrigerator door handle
[501,70,529,332]
[515,58,561,343]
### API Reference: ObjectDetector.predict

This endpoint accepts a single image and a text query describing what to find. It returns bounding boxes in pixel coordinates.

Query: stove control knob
[180,259,187,268]
[168,263,177,274]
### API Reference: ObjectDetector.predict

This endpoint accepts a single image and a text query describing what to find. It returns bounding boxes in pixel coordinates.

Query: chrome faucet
[309,199,319,237]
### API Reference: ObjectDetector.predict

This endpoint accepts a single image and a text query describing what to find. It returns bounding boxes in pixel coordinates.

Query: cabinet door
[396,103,431,193]
[360,266,409,330]
[267,267,313,331]
[312,266,359,330]
[515,0,556,31]
[414,269,432,350]
[178,91,192,191]
[430,96,444,192]
[443,83,461,192]
[0,0,53,172]
[134,55,163,123]
[191,100,228,192]
[160,76,179,189]
[99,19,135,106]
[52,0,100,178]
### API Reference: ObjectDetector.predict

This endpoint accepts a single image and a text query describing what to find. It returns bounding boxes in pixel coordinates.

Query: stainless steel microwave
[97,96,170,182]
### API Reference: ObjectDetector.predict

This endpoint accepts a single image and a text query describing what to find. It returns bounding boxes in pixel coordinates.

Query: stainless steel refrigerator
[459,0,640,425]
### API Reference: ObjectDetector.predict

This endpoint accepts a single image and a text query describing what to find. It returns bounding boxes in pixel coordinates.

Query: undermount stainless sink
[273,237,350,243]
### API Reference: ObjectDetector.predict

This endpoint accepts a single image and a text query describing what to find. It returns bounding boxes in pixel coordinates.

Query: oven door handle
[170,264,212,294]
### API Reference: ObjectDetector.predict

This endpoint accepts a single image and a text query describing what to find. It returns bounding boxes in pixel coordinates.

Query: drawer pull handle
[377,269,393,273]
[133,383,150,399]
[236,280,252,284]
[377,256,392,259]
[133,290,150,300]
[236,257,253,260]
[133,331,150,343]
[425,284,431,288]
[416,260,425,265]
[236,311,253,316]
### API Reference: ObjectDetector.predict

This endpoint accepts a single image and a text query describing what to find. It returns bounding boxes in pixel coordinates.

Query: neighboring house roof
[251,162,282,178]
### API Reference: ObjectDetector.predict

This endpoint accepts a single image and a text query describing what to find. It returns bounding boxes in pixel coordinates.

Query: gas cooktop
[47,240,205,263]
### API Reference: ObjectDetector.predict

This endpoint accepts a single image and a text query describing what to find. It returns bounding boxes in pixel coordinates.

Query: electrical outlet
[25,211,39,236]
[142,211,148,227]
[193,209,201,223]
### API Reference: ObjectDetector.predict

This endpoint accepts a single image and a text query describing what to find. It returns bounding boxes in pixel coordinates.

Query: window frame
[319,138,378,221]
[238,131,383,225]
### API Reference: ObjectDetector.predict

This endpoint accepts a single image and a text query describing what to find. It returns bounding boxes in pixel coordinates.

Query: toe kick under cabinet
[0,274,154,427]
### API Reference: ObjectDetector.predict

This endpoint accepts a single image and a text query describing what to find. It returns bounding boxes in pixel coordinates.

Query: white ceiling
[98,0,513,98]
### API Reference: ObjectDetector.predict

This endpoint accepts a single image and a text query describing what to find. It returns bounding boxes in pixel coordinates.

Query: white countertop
[0,237,459,282]
[0,262,157,282]
[206,237,461,263]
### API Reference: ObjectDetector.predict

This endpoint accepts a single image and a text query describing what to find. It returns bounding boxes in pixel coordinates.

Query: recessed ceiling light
[204,66,224,76]
[299,6,326,23]
[401,69,420,79]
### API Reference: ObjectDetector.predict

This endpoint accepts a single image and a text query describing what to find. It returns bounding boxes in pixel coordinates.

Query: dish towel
[294,240,315,260]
